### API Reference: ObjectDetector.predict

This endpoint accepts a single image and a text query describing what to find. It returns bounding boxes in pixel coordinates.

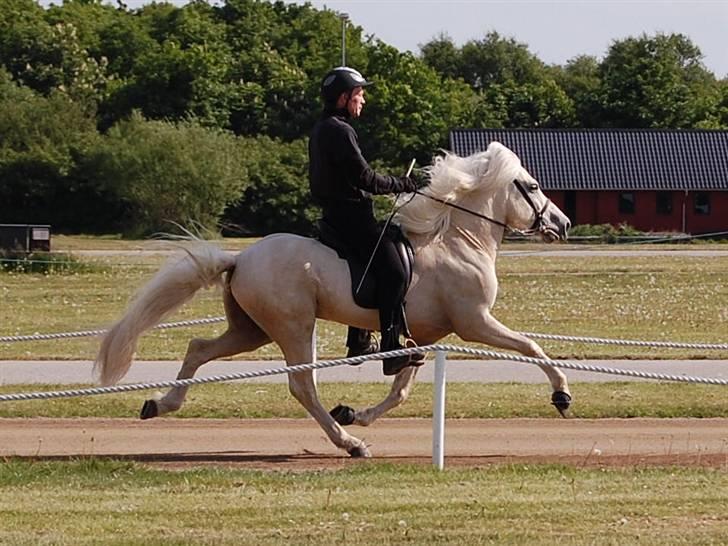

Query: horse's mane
[396,141,524,237]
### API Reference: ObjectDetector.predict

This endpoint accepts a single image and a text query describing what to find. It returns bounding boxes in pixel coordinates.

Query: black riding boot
[380,325,410,376]
[380,307,424,376]
[346,327,379,363]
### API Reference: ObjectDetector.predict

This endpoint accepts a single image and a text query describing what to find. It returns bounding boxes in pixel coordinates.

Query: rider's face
[346,87,365,118]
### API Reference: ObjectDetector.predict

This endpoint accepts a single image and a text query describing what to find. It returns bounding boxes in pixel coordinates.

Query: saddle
[316,220,415,310]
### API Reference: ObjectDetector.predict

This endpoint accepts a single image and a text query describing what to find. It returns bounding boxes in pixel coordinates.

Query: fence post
[311,322,317,389]
[432,350,447,470]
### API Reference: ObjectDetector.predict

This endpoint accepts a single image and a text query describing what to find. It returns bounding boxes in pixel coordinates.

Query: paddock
[2,244,726,469]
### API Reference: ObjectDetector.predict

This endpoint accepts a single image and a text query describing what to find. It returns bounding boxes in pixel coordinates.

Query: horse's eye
[528,182,539,191]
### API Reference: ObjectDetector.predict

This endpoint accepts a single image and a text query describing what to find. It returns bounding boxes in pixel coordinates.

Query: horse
[94,141,572,458]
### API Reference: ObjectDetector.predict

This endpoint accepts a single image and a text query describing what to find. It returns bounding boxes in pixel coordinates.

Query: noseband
[511,180,551,233]
[414,180,551,236]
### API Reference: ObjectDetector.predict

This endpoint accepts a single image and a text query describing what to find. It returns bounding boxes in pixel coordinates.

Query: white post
[311,321,317,389]
[432,350,447,470]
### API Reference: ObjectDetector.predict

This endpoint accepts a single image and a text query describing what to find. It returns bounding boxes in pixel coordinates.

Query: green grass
[1,382,726,419]
[0,459,726,545]
[1,240,726,360]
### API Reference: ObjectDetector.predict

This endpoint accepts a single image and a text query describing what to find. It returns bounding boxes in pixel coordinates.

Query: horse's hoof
[347,444,371,458]
[140,399,159,420]
[551,391,572,418]
[330,404,356,426]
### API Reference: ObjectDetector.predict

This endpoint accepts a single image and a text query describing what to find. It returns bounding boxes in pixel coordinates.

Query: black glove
[413,171,430,189]
[398,176,418,193]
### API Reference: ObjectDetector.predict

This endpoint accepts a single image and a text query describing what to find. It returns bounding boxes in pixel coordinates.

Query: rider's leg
[373,239,423,376]
[345,326,379,360]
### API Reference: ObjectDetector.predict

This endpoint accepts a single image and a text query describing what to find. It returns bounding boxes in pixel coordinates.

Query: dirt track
[2,417,727,469]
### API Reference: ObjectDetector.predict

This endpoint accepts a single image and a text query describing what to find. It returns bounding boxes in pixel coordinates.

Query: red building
[450,129,728,235]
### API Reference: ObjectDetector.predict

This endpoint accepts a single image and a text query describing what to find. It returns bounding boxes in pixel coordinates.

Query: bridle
[412,180,552,236]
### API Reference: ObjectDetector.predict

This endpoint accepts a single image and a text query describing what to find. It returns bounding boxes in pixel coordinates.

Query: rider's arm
[335,125,415,195]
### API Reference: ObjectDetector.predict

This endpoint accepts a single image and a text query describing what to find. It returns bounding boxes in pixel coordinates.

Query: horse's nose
[563,219,572,239]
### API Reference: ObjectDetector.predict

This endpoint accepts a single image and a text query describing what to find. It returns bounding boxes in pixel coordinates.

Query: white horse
[95,141,572,458]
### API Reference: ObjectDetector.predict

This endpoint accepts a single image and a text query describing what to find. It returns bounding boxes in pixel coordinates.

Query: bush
[223,136,316,235]
[568,223,644,243]
[85,112,247,237]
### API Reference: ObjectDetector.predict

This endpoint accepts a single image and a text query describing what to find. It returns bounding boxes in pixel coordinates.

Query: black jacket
[309,107,410,230]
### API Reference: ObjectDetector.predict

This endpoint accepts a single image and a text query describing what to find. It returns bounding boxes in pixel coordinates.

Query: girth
[316,220,415,310]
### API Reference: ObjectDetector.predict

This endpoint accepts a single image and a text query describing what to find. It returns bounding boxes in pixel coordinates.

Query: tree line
[1,0,726,236]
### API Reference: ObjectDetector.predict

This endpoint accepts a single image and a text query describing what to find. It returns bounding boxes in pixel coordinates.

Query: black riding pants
[324,214,408,335]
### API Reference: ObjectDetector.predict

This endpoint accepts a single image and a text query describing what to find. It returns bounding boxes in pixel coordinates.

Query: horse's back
[238,233,336,271]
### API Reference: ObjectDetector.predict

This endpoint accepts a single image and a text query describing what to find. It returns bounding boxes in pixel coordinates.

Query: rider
[308,66,422,376]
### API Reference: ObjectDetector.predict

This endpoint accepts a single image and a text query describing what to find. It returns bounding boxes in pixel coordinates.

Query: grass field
[1,238,726,360]
[0,459,726,545]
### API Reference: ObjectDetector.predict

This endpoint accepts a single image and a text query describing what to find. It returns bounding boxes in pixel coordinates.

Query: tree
[598,33,723,128]
[420,33,462,81]
[552,55,602,127]
[223,136,313,235]
[458,31,546,90]
[0,0,111,108]
[420,31,576,129]
[359,42,477,166]
[0,69,103,229]
[486,80,576,128]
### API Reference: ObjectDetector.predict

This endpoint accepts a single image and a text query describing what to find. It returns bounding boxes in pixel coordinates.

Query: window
[656,191,673,215]
[694,192,711,215]
[618,192,635,214]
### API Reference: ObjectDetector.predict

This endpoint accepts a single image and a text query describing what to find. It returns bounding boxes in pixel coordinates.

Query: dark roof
[449,129,728,191]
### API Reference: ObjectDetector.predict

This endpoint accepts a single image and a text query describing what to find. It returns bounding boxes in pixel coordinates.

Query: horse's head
[397,142,570,243]
[487,142,571,242]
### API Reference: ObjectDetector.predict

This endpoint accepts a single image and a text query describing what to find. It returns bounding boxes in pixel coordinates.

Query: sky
[116,0,727,78]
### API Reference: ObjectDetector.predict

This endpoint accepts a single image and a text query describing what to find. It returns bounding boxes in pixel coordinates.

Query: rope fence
[2,317,727,350]
[1,343,726,404]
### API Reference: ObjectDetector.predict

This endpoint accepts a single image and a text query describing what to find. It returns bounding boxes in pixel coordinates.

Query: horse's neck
[450,193,504,258]
[409,187,506,261]
[411,216,502,263]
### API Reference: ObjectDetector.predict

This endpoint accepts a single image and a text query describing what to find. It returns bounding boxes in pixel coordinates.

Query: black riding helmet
[320,66,373,104]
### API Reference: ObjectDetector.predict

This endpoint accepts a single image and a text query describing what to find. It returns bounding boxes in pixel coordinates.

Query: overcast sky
[115,1,728,78]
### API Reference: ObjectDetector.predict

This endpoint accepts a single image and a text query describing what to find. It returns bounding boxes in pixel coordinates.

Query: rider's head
[320,66,373,118]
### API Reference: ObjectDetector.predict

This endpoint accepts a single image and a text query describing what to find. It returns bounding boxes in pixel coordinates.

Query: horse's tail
[94,242,236,386]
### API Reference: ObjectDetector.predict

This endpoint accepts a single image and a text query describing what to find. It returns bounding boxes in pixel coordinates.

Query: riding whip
[356,158,416,295]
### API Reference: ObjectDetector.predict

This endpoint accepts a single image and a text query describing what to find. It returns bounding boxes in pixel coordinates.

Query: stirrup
[404,337,426,366]
[382,338,425,376]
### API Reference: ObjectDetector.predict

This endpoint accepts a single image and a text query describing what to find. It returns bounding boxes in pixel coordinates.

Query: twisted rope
[520,332,728,351]
[1,318,726,351]
[0,317,226,343]
[0,344,725,403]
[432,344,728,386]
[0,347,416,402]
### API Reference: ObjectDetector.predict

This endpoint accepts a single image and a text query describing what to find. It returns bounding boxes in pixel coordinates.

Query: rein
[413,180,551,236]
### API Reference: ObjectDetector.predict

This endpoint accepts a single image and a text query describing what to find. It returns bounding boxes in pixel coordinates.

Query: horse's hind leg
[331,366,419,427]
[141,286,270,419]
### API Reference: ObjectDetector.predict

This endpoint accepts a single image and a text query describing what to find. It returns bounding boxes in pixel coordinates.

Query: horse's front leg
[330,366,419,427]
[453,309,572,415]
